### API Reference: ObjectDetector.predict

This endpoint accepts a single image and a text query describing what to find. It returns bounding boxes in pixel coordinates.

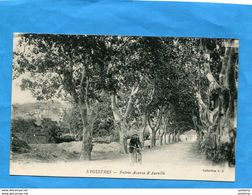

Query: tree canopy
[13,33,238,161]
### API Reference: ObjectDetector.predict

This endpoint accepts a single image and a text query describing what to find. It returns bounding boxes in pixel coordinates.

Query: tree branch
[123,84,139,119]
[195,91,207,110]
[155,110,163,132]
[148,116,155,131]
[111,94,123,122]
[85,77,90,112]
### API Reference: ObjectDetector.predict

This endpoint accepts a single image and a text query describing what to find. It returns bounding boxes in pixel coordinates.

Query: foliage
[11,118,63,143]
[60,105,83,137]
[198,132,235,165]
[13,33,237,162]
[11,118,35,134]
[11,134,31,153]
[61,99,117,140]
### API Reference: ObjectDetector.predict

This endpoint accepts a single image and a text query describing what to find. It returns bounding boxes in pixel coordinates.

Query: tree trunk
[169,133,172,143]
[79,103,95,160]
[140,124,147,147]
[151,130,157,147]
[160,131,165,146]
[166,133,171,144]
[80,125,92,160]
[119,129,127,153]
[195,40,238,164]
[78,66,95,160]
[110,83,140,154]
[172,132,176,143]
[148,109,163,148]
[174,133,177,142]
[112,120,128,154]
[219,42,237,143]
[110,95,130,154]
[165,133,168,145]
[176,132,181,142]
[163,132,167,145]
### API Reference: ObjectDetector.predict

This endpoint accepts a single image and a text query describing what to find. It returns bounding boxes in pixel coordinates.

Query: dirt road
[10,141,235,181]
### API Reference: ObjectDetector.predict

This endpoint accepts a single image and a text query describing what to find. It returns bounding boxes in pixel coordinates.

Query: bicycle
[129,146,142,165]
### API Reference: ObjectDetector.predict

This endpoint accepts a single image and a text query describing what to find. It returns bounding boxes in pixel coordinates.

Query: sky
[12,77,37,104]
[11,75,67,106]
[11,34,38,105]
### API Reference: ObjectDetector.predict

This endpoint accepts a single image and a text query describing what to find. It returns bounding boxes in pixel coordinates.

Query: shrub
[198,132,235,165]
[42,118,63,143]
[11,118,38,134]
[57,134,76,143]
[11,118,63,144]
[11,134,31,153]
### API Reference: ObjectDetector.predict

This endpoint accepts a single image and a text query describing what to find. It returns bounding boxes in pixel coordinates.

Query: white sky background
[12,77,37,104]
[12,34,37,104]
[12,35,68,106]
[12,35,36,104]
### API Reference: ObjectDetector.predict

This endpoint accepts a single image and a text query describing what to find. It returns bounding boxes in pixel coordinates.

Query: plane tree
[193,39,238,163]
[13,33,237,164]
[13,34,125,160]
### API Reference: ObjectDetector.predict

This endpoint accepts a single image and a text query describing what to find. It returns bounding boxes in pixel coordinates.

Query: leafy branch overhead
[13,34,238,160]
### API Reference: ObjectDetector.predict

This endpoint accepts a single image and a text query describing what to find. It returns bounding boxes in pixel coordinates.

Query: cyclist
[128,132,142,164]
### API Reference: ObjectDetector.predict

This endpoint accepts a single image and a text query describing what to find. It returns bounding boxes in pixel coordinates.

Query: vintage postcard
[10,33,238,181]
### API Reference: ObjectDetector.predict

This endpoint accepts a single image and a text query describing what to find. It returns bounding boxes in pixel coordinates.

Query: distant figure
[185,137,187,142]
[128,133,142,165]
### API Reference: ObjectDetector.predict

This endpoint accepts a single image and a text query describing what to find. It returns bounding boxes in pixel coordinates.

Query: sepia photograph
[10,33,238,181]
